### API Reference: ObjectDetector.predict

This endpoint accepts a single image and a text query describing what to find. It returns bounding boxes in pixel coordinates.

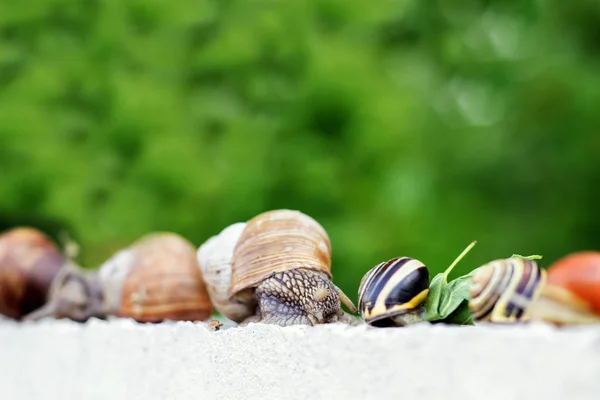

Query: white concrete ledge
[1,318,600,400]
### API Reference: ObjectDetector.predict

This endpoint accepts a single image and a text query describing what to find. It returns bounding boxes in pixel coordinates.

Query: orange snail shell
[99,232,213,322]
[547,251,600,315]
[0,227,67,319]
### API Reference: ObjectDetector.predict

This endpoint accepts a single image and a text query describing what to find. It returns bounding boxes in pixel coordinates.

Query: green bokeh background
[1,0,599,303]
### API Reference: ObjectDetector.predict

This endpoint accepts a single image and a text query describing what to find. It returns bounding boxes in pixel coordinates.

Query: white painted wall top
[1,318,599,400]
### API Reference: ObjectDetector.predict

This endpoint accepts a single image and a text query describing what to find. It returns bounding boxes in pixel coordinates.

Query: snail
[0,227,69,319]
[24,232,214,323]
[197,209,357,326]
[356,241,478,327]
[469,256,600,325]
[357,257,429,327]
[196,222,249,322]
[547,251,600,315]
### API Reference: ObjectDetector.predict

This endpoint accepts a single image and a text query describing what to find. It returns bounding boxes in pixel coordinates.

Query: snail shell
[196,222,248,322]
[0,227,67,319]
[198,209,355,325]
[547,251,600,315]
[230,209,332,301]
[469,257,546,322]
[25,232,213,323]
[469,257,600,325]
[357,257,429,327]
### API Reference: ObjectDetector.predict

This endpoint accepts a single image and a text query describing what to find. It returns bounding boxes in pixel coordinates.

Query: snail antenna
[58,230,80,262]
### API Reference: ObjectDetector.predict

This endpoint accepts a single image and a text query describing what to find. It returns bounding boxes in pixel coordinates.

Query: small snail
[357,257,429,327]
[24,232,214,323]
[0,227,69,319]
[469,256,600,325]
[197,209,357,326]
[547,251,600,315]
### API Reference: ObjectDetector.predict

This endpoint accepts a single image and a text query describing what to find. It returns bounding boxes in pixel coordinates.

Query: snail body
[25,232,213,323]
[197,209,357,326]
[357,257,429,327]
[469,256,600,325]
[0,227,68,319]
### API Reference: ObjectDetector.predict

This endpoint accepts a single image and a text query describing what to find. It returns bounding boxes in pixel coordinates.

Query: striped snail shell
[197,209,357,326]
[357,257,429,327]
[469,257,546,323]
[25,232,214,323]
[0,227,68,319]
[469,257,600,325]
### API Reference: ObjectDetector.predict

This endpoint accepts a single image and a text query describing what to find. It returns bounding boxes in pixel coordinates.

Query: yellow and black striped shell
[358,257,430,326]
[468,257,546,323]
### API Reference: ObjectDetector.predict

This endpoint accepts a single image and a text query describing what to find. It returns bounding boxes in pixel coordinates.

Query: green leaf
[424,269,477,322]
[438,269,476,318]
[422,241,478,324]
[423,273,445,320]
[438,300,474,325]
[511,254,543,260]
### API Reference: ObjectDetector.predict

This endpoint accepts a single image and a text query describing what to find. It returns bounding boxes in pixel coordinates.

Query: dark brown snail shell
[0,227,67,319]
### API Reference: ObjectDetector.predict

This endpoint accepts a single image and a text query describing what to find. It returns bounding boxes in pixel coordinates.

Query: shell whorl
[228,209,333,300]
[99,232,213,322]
[469,257,546,323]
[547,252,600,315]
[196,222,249,321]
[357,257,429,324]
[0,227,67,319]
[97,246,135,316]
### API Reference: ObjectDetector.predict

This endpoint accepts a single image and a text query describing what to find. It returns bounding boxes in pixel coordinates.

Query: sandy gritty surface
[1,317,599,400]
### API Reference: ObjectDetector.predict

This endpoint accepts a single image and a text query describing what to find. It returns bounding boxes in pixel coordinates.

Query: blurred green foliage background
[1,0,599,303]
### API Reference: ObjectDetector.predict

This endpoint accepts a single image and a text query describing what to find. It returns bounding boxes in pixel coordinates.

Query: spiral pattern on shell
[228,209,333,300]
[469,257,546,323]
[0,227,67,319]
[99,232,213,322]
[358,257,429,325]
